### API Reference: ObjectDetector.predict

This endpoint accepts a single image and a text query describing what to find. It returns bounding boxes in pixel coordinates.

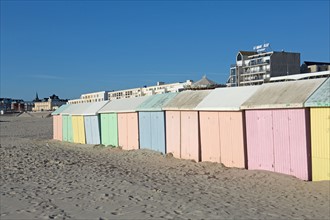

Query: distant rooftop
[238,51,257,56]
[303,61,330,66]
[191,75,218,88]
[268,70,330,82]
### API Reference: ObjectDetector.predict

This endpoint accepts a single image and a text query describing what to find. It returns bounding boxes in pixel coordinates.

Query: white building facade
[108,80,193,101]
[227,45,301,87]
[68,91,109,104]
[68,80,193,104]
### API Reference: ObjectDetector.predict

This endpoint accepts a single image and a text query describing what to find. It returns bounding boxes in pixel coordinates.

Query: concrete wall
[271,52,301,76]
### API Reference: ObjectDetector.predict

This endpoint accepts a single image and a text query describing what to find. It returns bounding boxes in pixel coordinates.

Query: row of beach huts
[52,78,330,181]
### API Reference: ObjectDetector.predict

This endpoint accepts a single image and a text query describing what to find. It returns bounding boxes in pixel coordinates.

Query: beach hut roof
[51,104,70,115]
[241,78,326,110]
[60,103,84,115]
[136,93,178,111]
[60,101,109,115]
[305,77,330,107]
[195,86,260,111]
[162,90,211,110]
[81,101,109,115]
[98,96,150,113]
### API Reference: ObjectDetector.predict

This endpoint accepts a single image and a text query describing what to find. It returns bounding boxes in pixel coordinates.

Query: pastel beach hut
[60,104,81,143]
[82,101,109,145]
[195,86,260,168]
[62,103,90,144]
[162,90,211,162]
[59,102,107,144]
[304,77,330,181]
[69,101,108,144]
[98,110,119,147]
[98,96,150,150]
[136,93,178,154]
[51,104,70,141]
[241,78,326,180]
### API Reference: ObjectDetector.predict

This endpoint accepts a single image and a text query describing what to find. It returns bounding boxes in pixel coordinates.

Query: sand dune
[1,116,329,219]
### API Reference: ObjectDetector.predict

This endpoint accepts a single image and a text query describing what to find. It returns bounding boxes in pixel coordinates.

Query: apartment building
[108,80,193,101]
[68,91,109,104]
[68,80,193,104]
[227,46,300,86]
[81,91,109,103]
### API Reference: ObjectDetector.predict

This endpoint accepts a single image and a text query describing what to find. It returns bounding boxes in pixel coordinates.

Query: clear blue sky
[1,0,329,101]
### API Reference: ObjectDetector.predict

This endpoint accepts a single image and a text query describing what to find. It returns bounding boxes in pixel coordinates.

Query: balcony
[241,70,270,76]
[243,59,270,68]
[240,78,264,85]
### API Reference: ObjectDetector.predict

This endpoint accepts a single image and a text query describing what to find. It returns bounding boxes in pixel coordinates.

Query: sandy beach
[0,115,329,219]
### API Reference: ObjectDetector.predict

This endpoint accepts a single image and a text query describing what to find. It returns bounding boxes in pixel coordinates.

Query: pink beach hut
[162,90,211,162]
[241,78,326,180]
[195,86,260,168]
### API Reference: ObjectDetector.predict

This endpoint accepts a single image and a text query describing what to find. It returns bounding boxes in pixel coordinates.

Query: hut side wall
[62,116,68,141]
[118,113,128,149]
[151,112,166,154]
[127,113,139,150]
[108,113,119,147]
[246,109,311,180]
[84,117,92,144]
[53,116,57,140]
[165,111,181,158]
[72,116,79,143]
[57,115,63,141]
[72,115,86,144]
[139,112,152,150]
[272,110,291,176]
[118,113,139,150]
[68,116,73,142]
[53,115,62,140]
[311,107,330,181]
[181,111,200,162]
[246,110,274,171]
[100,113,118,147]
[139,111,166,154]
[287,109,310,181]
[200,111,245,168]
[219,112,245,168]
[62,115,72,142]
[199,112,221,163]
[84,115,101,145]
[100,113,110,146]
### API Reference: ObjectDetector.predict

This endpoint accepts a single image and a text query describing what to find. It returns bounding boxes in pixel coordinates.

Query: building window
[237,54,242,61]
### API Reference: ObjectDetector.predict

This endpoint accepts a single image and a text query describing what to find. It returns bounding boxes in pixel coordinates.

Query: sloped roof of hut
[241,78,326,109]
[305,77,330,107]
